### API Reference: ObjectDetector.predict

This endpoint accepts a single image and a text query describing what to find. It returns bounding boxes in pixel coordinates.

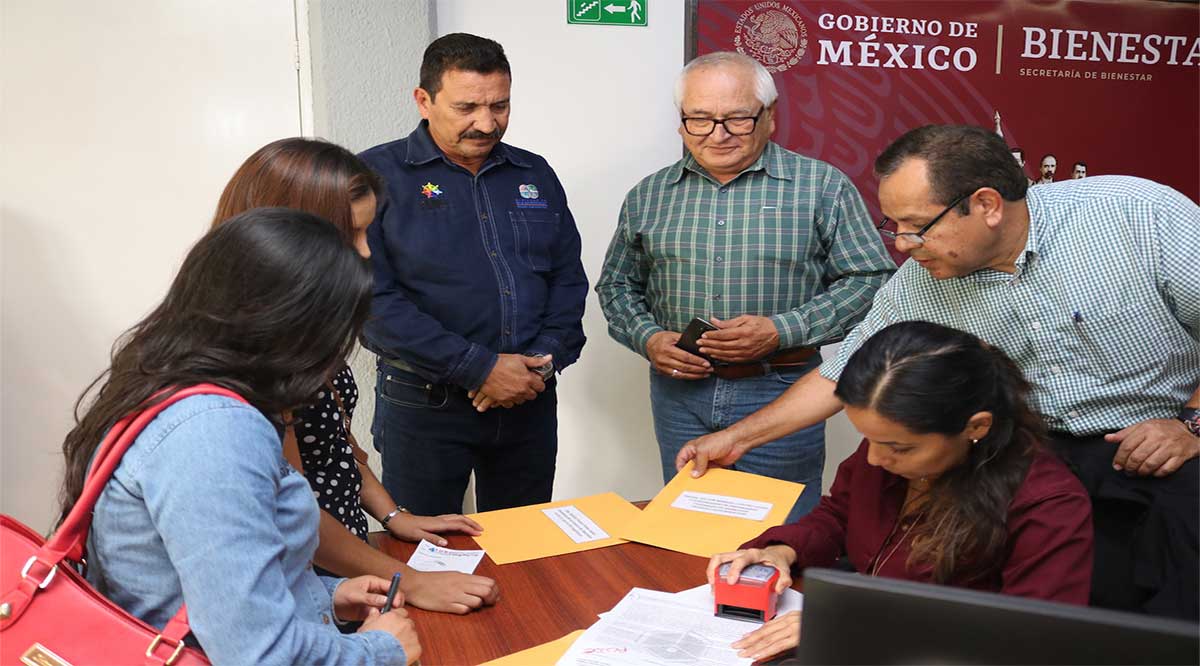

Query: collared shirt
[88,395,405,665]
[821,176,1200,435]
[743,440,1093,604]
[360,122,588,390]
[596,141,895,358]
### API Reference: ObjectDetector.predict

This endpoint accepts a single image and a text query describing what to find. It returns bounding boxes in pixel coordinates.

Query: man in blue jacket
[360,33,587,514]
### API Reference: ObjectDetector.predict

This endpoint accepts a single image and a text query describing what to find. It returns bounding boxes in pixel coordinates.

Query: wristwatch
[523,352,555,382]
[1179,407,1200,437]
[380,505,409,528]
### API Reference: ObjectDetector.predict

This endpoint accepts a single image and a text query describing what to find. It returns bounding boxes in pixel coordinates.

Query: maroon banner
[693,0,1200,225]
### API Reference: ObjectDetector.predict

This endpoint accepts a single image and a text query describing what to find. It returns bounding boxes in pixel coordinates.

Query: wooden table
[377,532,710,665]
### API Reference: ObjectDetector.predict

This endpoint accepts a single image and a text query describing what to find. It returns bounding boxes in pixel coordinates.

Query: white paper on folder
[542,505,610,543]
[669,491,773,521]
[559,588,753,666]
[406,539,485,574]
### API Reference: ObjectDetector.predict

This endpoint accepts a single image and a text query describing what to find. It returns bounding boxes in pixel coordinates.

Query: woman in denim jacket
[57,210,420,665]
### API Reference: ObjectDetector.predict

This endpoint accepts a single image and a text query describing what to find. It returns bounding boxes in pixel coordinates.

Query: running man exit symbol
[568,0,646,26]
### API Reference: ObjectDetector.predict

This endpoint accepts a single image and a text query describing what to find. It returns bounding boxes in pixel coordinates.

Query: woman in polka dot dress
[211,138,500,614]
[296,371,372,541]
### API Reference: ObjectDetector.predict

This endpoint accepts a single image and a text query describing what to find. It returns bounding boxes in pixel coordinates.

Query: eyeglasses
[877,193,970,246]
[680,107,764,136]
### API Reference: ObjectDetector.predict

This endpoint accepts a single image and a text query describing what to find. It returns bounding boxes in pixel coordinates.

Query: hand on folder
[386,512,483,546]
[675,429,747,477]
[620,463,803,558]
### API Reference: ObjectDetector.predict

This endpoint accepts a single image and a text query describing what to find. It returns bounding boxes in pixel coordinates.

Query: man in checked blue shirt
[360,34,587,515]
[679,125,1199,619]
[597,52,896,520]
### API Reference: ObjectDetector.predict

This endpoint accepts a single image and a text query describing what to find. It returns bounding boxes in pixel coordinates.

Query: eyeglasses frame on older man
[680,107,765,137]
[876,192,972,246]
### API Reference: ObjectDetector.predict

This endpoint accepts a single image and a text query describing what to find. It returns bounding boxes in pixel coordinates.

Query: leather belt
[382,357,419,374]
[711,347,818,380]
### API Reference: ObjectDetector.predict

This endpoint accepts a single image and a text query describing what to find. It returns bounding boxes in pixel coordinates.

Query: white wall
[435,0,863,504]
[308,0,433,149]
[0,0,304,530]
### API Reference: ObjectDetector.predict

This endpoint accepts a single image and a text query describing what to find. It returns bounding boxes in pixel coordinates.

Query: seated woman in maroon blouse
[709,321,1094,661]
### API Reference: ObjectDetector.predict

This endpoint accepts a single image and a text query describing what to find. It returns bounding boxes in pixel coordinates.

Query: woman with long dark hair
[212,137,499,614]
[709,321,1093,661]
[59,210,419,664]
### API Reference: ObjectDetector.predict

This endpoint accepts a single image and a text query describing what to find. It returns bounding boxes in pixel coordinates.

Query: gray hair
[673,52,778,112]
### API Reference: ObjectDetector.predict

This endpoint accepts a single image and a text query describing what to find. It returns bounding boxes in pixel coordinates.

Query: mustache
[460,129,501,140]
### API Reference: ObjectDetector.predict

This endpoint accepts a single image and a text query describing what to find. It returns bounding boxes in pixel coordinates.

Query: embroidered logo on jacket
[515,183,548,209]
[421,182,443,198]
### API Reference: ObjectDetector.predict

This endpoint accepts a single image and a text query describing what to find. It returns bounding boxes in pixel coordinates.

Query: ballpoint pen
[382,571,402,613]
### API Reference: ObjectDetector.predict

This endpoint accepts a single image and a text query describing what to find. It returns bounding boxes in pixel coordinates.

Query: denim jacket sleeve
[528,168,588,371]
[137,401,406,665]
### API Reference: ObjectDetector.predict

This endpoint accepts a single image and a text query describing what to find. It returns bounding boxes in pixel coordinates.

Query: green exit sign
[568,0,647,26]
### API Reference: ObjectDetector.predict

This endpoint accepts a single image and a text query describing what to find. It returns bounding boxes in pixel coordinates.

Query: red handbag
[1,385,245,666]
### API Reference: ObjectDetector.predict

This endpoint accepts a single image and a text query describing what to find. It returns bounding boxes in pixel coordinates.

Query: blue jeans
[649,357,825,523]
[372,361,557,515]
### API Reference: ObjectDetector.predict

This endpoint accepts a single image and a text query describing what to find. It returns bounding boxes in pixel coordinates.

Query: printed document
[543,505,611,543]
[670,491,773,521]
[558,588,753,666]
[406,539,486,574]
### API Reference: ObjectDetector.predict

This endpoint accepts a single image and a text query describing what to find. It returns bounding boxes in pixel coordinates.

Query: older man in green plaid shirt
[596,52,894,520]
[678,124,1199,619]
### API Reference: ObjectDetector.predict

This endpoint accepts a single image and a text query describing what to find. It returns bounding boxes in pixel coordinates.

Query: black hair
[419,33,510,100]
[58,208,372,526]
[875,125,1028,216]
[834,321,1043,584]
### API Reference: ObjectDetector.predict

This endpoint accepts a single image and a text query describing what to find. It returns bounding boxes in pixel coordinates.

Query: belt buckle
[713,362,767,380]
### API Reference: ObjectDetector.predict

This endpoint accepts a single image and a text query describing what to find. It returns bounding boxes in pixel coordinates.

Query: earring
[971,438,979,444]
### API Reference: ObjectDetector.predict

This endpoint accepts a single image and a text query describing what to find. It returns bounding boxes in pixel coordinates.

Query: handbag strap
[145,604,195,665]
[4,384,246,634]
[50,384,246,562]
